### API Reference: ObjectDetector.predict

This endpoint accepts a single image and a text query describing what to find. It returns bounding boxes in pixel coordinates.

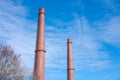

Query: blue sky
[0,0,120,80]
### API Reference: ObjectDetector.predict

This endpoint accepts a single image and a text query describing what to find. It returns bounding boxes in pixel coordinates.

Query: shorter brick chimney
[67,38,74,80]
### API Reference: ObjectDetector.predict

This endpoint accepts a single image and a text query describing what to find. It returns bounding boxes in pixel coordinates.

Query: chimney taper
[34,8,46,80]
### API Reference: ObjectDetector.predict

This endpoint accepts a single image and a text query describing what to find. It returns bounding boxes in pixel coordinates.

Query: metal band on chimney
[35,49,46,53]
[67,42,72,44]
[67,68,75,70]
[38,12,46,15]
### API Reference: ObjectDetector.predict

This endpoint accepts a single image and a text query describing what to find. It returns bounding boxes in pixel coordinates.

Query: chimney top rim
[67,38,72,43]
[39,8,45,13]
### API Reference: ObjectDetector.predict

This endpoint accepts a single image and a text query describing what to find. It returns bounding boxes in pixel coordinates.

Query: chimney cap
[67,38,72,43]
[39,8,45,15]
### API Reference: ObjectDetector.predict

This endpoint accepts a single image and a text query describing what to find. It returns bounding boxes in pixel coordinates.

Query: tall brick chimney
[67,39,74,80]
[34,8,46,80]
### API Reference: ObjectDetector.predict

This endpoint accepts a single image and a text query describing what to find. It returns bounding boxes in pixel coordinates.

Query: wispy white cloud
[100,16,120,47]
[92,0,120,14]
[0,0,27,17]
[0,0,36,70]
[93,16,120,48]
[45,15,111,71]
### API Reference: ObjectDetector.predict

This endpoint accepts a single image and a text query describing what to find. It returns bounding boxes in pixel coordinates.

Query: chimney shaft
[34,8,46,80]
[67,39,74,80]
